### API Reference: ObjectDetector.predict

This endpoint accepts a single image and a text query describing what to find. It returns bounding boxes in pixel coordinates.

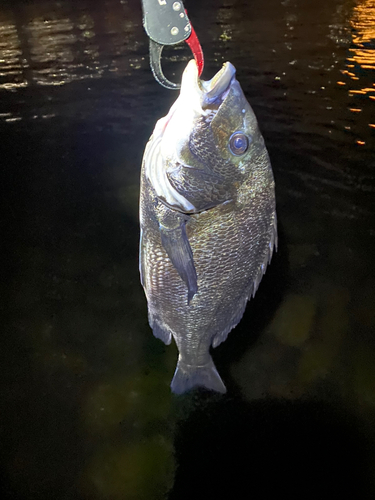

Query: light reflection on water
[0,0,373,146]
[350,0,375,70]
[336,0,375,139]
[0,0,143,92]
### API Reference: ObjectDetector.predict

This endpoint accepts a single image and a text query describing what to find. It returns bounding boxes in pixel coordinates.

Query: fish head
[145,59,269,212]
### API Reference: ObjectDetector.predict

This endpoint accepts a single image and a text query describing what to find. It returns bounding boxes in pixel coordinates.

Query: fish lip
[181,60,236,106]
[200,62,236,101]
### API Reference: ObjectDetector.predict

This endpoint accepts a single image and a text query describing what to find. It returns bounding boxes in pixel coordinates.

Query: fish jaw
[180,59,236,106]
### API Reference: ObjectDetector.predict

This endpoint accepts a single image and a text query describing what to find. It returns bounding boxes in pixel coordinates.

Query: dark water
[2,0,375,498]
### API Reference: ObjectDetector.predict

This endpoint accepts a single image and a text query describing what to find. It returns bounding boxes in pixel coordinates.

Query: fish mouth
[200,62,236,102]
[181,60,236,109]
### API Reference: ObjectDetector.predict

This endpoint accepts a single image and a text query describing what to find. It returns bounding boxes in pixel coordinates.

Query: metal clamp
[142,0,204,89]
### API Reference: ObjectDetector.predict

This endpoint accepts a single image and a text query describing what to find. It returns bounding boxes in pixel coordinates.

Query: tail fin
[170,356,226,395]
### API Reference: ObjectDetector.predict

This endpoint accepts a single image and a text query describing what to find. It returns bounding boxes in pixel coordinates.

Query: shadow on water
[170,396,372,499]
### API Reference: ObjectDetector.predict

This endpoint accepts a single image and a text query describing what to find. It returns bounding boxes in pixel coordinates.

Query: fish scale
[189,117,238,182]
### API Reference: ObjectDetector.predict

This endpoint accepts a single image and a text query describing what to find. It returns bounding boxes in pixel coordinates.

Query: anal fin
[151,319,172,345]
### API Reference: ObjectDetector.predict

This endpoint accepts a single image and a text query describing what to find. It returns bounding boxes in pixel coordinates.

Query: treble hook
[142,0,204,89]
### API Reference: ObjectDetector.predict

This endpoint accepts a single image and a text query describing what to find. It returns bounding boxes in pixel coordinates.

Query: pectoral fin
[159,220,197,304]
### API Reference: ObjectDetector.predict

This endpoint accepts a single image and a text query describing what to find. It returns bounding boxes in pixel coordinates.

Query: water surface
[2,0,375,498]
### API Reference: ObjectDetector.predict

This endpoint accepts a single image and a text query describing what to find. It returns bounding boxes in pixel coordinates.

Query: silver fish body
[139,60,276,394]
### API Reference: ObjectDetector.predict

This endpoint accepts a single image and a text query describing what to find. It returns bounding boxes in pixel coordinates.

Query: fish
[139,59,277,394]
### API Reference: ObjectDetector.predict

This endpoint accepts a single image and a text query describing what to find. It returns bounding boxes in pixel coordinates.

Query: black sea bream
[139,60,277,394]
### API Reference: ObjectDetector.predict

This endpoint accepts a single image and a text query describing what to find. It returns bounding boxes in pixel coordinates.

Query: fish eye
[229,132,251,156]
